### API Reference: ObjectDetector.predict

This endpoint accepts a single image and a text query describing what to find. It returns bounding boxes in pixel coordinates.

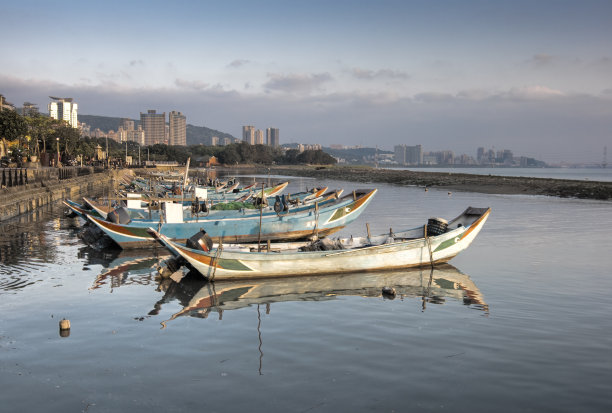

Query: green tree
[217,144,241,164]
[51,123,81,158]
[25,114,57,155]
[0,109,27,143]
[296,149,337,165]
[283,149,300,163]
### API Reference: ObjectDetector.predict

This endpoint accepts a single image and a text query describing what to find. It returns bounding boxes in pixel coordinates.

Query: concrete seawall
[0,167,133,222]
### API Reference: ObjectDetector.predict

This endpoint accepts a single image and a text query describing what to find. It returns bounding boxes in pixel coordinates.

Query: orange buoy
[59,318,71,330]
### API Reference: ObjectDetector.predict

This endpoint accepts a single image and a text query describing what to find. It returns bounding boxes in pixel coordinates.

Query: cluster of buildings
[3,93,291,151]
[393,144,464,165]
[2,94,189,147]
[82,109,187,146]
[393,144,543,167]
[242,126,280,146]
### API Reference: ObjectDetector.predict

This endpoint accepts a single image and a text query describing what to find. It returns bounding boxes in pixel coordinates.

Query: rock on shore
[245,165,612,200]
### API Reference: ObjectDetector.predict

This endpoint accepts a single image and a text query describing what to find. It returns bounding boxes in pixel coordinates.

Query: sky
[1,0,611,164]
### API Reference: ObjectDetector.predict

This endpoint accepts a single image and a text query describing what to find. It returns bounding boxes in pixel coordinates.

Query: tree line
[150,141,337,166]
[0,110,336,166]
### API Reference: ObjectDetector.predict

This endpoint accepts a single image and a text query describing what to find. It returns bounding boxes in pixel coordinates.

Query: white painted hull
[154,207,491,281]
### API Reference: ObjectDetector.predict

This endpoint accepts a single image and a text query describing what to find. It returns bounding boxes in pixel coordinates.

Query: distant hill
[78,114,236,145]
[186,124,236,145]
[79,114,123,132]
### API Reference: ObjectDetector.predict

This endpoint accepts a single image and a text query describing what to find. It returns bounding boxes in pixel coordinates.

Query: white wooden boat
[149,207,491,281]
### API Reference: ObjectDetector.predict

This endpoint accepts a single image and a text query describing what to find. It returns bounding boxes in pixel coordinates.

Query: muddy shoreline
[222,165,612,200]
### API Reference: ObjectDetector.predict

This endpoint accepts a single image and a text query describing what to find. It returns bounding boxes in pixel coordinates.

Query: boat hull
[87,189,377,249]
[154,207,490,280]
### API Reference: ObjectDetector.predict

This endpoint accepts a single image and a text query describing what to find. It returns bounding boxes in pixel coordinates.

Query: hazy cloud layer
[175,79,209,90]
[263,73,333,94]
[2,73,610,163]
[350,68,410,80]
[228,59,250,68]
[527,54,556,67]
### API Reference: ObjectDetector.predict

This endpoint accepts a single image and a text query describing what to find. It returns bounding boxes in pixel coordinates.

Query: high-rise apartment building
[169,111,186,146]
[255,129,264,145]
[394,144,422,165]
[266,128,279,147]
[242,125,255,145]
[117,119,144,145]
[140,110,166,146]
[48,96,78,127]
[130,126,145,145]
[121,119,135,131]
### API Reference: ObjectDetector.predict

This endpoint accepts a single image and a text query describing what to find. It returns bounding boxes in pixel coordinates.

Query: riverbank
[0,168,134,222]
[225,165,612,200]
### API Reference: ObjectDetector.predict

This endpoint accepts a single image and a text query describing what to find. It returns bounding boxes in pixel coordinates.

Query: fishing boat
[149,206,490,281]
[74,181,292,220]
[87,189,378,249]
[64,187,338,224]
[139,178,289,202]
[151,264,488,323]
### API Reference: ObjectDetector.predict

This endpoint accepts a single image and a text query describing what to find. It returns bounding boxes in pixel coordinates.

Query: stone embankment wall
[0,167,133,222]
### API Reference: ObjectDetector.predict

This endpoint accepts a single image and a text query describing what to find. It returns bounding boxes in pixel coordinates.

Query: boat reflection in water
[81,248,170,291]
[150,263,488,326]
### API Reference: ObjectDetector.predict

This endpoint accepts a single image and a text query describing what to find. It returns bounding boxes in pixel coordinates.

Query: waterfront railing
[1,166,106,189]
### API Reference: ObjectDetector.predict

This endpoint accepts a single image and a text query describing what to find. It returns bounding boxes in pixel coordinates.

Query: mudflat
[244,165,612,200]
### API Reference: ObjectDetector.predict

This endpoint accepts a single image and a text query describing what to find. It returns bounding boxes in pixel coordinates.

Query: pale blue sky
[1,0,611,163]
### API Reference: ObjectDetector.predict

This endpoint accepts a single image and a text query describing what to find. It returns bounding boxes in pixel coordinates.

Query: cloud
[2,73,610,163]
[412,86,567,104]
[456,89,490,100]
[263,72,333,94]
[413,92,455,103]
[228,59,250,68]
[350,68,410,80]
[526,53,556,67]
[174,78,208,90]
[129,60,144,67]
[503,85,565,100]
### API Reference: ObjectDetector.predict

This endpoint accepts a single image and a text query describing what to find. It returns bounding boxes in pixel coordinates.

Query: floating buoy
[59,318,71,337]
[382,286,396,298]
[448,192,452,196]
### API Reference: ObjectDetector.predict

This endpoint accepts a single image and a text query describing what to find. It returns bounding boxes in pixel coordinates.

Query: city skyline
[1,0,611,163]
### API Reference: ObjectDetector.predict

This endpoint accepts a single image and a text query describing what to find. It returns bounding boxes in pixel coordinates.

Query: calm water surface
[1,176,611,412]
